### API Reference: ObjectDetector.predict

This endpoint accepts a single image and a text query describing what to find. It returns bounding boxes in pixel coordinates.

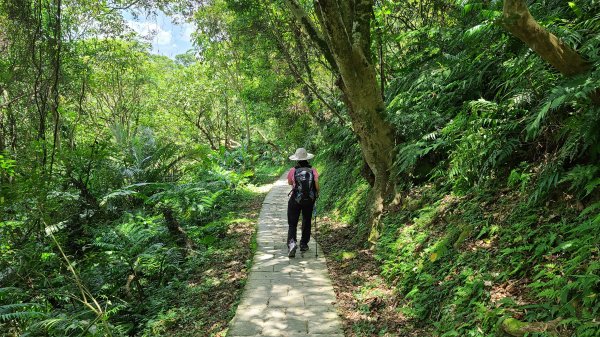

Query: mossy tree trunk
[502,0,599,103]
[285,0,396,243]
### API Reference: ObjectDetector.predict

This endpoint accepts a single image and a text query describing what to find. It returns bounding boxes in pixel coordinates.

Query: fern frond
[0,303,45,322]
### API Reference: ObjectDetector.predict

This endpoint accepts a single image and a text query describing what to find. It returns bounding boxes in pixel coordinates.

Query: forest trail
[227,174,343,336]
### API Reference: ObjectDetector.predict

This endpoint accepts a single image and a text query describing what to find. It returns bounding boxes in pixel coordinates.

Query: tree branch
[266,14,345,122]
[283,0,339,72]
[314,0,353,59]
[108,0,141,11]
[502,0,590,76]
[0,92,28,109]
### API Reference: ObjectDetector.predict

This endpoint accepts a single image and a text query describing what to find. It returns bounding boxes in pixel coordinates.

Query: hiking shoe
[300,244,309,252]
[288,241,297,258]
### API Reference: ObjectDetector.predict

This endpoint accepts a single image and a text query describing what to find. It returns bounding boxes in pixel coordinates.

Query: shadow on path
[227,174,344,337]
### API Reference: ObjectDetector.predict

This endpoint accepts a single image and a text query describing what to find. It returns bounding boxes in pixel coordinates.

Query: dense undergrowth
[318,125,599,337]
[0,129,284,336]
[3,0,600,336]
[316,1,600,336]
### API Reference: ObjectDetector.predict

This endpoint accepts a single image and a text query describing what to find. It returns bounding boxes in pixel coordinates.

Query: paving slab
[228,174,344,337]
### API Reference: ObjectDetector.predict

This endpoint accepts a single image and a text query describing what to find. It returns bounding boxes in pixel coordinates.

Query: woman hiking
[287,148,320,258]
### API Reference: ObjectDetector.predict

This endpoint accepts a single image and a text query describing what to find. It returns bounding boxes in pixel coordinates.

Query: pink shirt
[287,167,319,188]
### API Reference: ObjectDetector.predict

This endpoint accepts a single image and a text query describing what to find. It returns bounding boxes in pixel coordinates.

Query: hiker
[287,148,320,257]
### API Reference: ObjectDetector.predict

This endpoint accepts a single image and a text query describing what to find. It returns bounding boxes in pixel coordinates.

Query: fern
[394,132,444,177]
[0,154,16,177]
[0,303,45,322]
[560,165,600,198]
[530,162,563,204]
[25,317,70,332]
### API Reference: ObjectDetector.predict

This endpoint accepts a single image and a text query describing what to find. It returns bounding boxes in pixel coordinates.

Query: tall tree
[285,0,396,243]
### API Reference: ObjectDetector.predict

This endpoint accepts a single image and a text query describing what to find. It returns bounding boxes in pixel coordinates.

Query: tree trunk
[287,0,397,243]
[0,89,6,154]
[49,0,62,175]
[125,269,145,302]
[196,112,218,150]
[502,0,599,104]
[376,24,385,100]
[224,93,229,149]
[336,59,395,243]
[32,1,48,171]
[7,96,17,153]
[257,129,280,153]
[161,207,195,255]
[502,0,589,76]
[231,50,253,167]
[360,155,375,187]
[244,101,251,164]
[219,44,253,164]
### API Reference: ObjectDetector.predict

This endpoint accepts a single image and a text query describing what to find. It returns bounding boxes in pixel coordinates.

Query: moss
[501,317,561,336]
[453,224,474,249]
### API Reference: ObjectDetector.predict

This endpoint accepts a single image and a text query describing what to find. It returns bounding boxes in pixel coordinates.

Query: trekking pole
[313,203,318,258]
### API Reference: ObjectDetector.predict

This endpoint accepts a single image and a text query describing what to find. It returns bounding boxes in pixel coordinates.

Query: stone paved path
[227,174,344,337]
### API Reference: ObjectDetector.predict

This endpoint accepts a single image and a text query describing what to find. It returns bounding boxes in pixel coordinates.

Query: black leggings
[287,198,314,246]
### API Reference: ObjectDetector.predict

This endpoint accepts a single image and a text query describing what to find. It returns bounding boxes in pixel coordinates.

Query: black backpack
[293,167,316,206]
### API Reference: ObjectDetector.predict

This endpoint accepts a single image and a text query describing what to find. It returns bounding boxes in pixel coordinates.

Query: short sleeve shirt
[287,167,319,188]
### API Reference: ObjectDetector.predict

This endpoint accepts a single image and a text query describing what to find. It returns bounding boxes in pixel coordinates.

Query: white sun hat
[289,148,314,161]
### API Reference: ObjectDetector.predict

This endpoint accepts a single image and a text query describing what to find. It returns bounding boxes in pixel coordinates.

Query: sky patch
[125,10,194,58]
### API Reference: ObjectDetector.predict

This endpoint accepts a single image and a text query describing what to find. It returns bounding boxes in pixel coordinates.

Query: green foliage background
[314,1,600,336]
[1,0,600,336]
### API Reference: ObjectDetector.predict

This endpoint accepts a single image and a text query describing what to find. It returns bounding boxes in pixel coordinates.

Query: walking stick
[313,203,318,258]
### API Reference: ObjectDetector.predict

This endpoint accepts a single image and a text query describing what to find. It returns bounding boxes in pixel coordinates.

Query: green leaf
[100,189,139,206]
[568,2,582,17]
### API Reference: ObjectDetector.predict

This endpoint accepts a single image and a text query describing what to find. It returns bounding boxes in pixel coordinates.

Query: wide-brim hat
[289,148,314,161]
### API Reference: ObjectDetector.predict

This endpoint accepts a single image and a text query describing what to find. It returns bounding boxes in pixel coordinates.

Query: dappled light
[1,0,599,336]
